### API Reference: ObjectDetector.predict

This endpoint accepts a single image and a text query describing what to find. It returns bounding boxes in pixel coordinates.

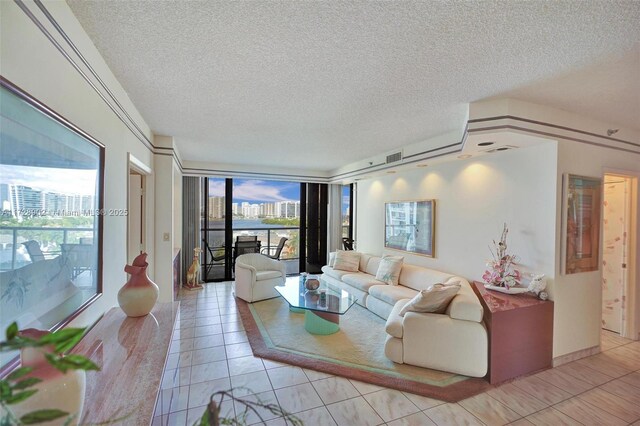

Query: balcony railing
[201,226,300,281]
[0,226,94,271]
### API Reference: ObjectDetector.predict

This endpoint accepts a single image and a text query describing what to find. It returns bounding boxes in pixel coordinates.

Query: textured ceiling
[66,1,640,171]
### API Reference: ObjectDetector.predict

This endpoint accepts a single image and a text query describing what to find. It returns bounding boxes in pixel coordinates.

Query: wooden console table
[472,282,553,384]
[71,302,178,425]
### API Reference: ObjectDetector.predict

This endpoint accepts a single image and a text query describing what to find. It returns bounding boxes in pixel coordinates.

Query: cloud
[208,179,296,202]
[0,165,97,195]
[234,180,292,202]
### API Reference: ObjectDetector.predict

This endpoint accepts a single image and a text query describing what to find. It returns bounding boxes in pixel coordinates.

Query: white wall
[1,1,155,328]
[553,141,640,356]
[356,143,558,286]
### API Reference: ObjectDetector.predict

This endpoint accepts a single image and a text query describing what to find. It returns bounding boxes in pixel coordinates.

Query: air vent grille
[483,145,519,153]
[386,152,402,164]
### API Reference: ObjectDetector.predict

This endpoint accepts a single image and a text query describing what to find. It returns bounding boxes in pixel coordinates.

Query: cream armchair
[234,253,286,302]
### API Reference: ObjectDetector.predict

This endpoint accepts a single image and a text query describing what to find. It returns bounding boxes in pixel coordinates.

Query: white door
[602,175,629,334]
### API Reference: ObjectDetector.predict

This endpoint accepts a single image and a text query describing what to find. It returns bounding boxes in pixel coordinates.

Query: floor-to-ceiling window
[342,184,353,239]
[201,178,301,281]
[231,179,300,276]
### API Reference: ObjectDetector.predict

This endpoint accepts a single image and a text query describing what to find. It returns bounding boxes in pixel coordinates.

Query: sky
[0,165,97,195]
[208,178,300,203]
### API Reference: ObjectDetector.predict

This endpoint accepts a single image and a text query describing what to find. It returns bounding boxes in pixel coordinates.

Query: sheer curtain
[327,184,343,257]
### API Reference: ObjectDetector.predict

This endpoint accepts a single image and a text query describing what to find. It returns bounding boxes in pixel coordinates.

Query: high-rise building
[9,185,43,218]
[208,196,225,219]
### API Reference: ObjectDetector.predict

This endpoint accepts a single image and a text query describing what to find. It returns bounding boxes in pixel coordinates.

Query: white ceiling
[66,1,640,172]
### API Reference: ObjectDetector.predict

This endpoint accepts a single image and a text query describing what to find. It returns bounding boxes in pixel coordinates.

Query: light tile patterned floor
[153,282,640,426]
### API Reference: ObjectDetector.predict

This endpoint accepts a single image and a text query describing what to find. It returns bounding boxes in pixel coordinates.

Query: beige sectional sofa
[320,252,488,377]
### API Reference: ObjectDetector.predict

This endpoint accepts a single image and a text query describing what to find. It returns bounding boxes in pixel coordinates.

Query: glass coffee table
[275,276,358,335]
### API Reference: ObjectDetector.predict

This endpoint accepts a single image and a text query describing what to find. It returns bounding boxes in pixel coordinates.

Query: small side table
[472,281,554,384]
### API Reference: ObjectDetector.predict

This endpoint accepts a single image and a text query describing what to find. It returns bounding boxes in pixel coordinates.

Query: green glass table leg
[304,310,340,335]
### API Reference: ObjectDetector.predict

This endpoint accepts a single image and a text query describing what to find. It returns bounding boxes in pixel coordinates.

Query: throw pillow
[328,252,337,268]
[333,250,360,272]
[399,281,461,316]
[375,255,404,285]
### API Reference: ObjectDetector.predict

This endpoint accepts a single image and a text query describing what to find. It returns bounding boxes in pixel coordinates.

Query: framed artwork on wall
[561,174,602,274]
[384,199,435,257]
[0,77,104,372]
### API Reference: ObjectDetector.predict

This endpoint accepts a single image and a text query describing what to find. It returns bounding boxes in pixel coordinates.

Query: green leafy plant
[0,322,99,425]
[195,390,302,426]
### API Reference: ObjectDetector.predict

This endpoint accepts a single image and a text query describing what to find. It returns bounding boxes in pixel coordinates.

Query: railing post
[11,228,17,269]
[267,229,271,256]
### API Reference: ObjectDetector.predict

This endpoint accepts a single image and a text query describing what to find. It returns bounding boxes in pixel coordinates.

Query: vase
[305,276,320,291]
[10,329,86,426]
[118,252,159,317]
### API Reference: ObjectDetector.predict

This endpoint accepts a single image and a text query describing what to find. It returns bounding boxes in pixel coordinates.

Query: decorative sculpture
[118,252,159,317]
[185,247,204,291]
[527,274,548,300]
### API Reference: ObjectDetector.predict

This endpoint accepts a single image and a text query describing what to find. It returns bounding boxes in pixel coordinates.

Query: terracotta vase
[118,252,159,317]
[10,329,86,426]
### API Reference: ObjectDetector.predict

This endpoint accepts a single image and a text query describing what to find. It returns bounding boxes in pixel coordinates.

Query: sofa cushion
[328,252,337,267]
[321,265,352,280]
[375,255,404,285]
[342,272,386,292]
[385,299,410,338]
[365,256,382,276]
[399,282,461,316]
[255,270,282,281]
[334,250,360,272]
[359,253,372,272]
[399,264,455,292]
[368,284,418,306]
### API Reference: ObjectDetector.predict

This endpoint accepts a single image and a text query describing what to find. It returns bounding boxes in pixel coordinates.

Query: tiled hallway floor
[153,282,640,426]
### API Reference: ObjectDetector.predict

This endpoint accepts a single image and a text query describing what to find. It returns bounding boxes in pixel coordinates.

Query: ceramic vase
[305,276,320,291]
[118,252,159,317]
[10,329,86,426]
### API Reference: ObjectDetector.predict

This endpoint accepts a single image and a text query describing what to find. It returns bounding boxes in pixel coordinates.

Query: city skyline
[0,164,98,195]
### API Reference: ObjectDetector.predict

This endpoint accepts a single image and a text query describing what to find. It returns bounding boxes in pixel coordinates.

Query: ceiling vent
[386,152,403,164]
[482,145,519,153]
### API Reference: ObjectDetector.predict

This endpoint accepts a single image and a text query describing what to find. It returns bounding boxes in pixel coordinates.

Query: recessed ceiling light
[417,163,428,168]
[496,147,509,151]
[457,154,472,159]
[477,142,494,147]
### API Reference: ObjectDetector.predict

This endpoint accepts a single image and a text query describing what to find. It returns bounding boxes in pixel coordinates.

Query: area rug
[237,297,492,402]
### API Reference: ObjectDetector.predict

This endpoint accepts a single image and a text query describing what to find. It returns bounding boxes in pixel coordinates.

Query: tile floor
[152,282,640,426]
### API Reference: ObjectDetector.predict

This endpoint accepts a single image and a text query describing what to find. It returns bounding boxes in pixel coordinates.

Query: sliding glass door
[202,177,301,281]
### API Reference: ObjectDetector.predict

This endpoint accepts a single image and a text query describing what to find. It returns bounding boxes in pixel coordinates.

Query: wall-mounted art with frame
[0,77,104,372]
[384,199,435,257]
[561,174,602,274]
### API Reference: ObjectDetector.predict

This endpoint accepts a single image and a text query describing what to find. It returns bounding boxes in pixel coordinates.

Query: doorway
[127,171,145,263]
[602,173,637,338]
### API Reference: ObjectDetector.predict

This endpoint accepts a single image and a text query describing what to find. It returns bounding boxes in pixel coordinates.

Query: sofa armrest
[235,262,257,285]
[385,299,411,338]
[447,292,484,323]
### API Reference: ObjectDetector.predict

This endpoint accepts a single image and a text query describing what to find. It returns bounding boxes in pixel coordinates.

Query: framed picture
[561,174,601,274]
[384,200,435,257]
[0,77,104,371]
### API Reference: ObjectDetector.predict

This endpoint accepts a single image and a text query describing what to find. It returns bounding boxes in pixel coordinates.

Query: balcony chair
[261,237,288,260]
[22,240,45,262]
[342,237,354,251]
[202,239,226,277]
[234,253,286,302]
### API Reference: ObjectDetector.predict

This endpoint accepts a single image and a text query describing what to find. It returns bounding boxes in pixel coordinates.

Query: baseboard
[552,345,600,367]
